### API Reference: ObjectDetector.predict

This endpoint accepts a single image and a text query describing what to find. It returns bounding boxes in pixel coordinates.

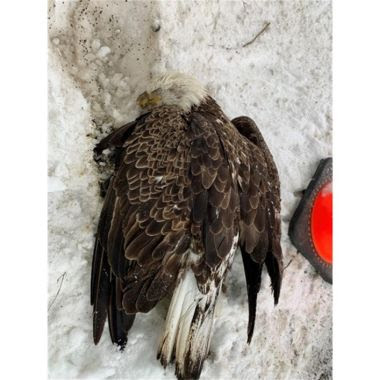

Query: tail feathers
[178,299,216,380]
[157,269,219,380]
[241,250,263,344]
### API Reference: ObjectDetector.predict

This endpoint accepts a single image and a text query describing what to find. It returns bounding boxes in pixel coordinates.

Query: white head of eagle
[137,72,208,112]
[91,71,283,380]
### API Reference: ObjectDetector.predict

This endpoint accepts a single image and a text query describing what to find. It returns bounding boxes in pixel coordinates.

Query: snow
[48,1,332,379]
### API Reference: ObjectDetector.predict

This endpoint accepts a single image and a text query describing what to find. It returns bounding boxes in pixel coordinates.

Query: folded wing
[232,116,283,343]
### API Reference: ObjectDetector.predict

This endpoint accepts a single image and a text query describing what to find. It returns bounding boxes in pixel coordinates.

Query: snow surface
[48,1,332,379]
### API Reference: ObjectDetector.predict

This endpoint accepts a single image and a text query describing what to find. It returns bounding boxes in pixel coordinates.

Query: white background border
[1,0,380,378]
[334,0,380,379]
[0,1,47,378]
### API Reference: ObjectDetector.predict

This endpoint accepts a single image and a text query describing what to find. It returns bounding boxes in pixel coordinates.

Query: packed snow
[48,1,332,379]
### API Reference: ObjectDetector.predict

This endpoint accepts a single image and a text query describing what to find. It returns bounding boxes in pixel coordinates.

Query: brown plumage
[91,72,282,379]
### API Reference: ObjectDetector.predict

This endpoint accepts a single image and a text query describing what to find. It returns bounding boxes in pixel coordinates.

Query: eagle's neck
[193,96,227,119]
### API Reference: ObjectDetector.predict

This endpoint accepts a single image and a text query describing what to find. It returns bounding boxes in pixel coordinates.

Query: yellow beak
[137,91,161,109]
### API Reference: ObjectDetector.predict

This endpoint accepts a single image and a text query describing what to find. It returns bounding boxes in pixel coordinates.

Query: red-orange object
[311,182,332,264]
[289,158,332,284]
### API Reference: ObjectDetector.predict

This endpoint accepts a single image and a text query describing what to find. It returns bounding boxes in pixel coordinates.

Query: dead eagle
[91,72,283,379]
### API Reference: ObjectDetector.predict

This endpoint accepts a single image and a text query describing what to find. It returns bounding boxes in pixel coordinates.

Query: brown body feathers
[91,91,282,379]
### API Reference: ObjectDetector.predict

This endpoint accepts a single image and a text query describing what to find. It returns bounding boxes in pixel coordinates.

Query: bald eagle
[91,72,283,379]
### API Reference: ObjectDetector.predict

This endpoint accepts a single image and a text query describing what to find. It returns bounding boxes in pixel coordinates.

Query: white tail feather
[157,269,193,365]
[157,268,220,379]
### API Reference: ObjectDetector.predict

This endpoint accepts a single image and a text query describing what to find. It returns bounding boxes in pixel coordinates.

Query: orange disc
[311,182,333,264]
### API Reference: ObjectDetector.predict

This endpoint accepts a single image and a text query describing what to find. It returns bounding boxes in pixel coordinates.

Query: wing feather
[91,117,152,346]
[232,115,283,284]
[188,112,238,274]
[241,250,262,344]
[231,115,283,342]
